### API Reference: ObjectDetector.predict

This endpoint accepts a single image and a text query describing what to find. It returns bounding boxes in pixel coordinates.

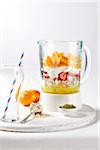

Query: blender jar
[38,40,91,94]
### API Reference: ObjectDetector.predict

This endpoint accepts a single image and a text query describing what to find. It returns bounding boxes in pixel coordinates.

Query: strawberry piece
[58,72,68,81]
[43,71,49,79]
[44,75,49,79]
[43,71,48,74]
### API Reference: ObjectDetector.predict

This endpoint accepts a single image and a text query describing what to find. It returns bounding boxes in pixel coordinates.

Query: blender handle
[80,44,91,84]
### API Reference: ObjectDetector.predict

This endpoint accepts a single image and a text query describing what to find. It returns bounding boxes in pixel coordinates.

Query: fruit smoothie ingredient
[59,104,76,109]
[30,102,43,116]
[20,90,40,106]
[42,83,80,94]
[42,51,80,94]
[43,51,79,68]
[58,72,68,81]
[43,51,69,67]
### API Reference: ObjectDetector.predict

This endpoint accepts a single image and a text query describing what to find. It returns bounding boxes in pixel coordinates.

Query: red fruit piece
[54,77,57,81]
[44,75,49,79]
[43,71,49,79]
[58,72,68,81]
[75,74,79,77]
[43,71,48,74]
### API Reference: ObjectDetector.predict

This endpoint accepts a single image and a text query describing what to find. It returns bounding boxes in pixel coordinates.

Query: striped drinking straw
[2,51,24,120]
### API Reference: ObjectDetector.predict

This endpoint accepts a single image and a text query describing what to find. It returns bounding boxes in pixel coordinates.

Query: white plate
[0,104,96,133]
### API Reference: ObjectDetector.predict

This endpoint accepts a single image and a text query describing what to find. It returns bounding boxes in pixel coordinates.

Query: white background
[0,1,99,108]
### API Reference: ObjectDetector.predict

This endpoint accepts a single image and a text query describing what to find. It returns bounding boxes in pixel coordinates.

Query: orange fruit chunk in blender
[20,90,40,106]
[43,51,69,67]
[44,56,53,67]
[60,56,69,66]
[43,51,79,68]
[52,52,61,66]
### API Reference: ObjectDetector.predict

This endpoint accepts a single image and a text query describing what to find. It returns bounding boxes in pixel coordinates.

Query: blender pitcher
[38,40,91,93]
[38,40,91,111]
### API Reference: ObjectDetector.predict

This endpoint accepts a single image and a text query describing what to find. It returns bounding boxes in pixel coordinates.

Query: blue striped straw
[2,51,24,119]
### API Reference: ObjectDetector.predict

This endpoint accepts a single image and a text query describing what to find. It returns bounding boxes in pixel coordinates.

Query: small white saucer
[57,106,82,117]
[58,104,94,118]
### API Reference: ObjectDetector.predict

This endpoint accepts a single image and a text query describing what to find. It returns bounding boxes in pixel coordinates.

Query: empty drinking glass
[0,66,24,122]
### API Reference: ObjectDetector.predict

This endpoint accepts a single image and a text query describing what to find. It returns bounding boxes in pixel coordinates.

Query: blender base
[40,92,82,112]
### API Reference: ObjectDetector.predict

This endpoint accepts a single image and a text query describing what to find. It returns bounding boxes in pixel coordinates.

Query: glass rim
[37,40,83,44]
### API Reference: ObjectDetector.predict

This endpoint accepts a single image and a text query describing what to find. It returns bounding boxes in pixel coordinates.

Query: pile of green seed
[59,104,76,109]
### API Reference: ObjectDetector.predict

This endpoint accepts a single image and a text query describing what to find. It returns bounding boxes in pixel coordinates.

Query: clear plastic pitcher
[38,40,91,94]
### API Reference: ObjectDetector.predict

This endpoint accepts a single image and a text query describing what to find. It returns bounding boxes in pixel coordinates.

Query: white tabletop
[0,121,99,150]
[0,70,99,150]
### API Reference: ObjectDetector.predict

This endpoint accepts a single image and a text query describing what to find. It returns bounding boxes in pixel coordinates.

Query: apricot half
[20,90,40,106]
